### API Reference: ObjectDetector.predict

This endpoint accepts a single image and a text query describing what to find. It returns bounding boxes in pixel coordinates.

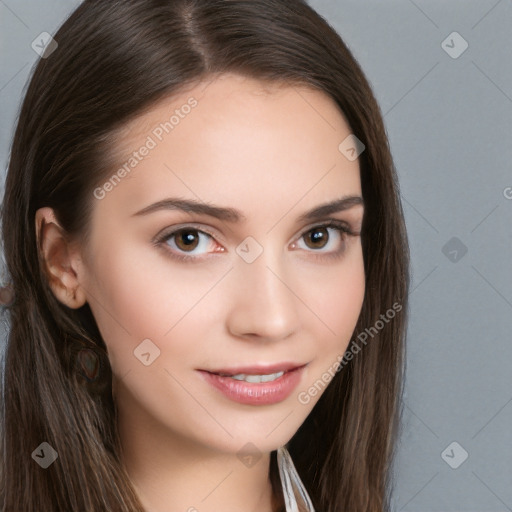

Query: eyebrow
[131,195,364,223]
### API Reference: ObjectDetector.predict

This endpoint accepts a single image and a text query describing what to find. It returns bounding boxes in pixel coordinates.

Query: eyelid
[153,222,224,244]
[151,223,224,263]
[154,218,357,242]
[152,218,360,261]
[298,218,356,237]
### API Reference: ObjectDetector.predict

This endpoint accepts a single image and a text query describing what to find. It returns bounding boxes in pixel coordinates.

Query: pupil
[308,228,327,248]
[178,230,198,250]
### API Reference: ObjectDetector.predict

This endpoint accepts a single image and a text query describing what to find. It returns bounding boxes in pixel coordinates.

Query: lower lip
[198,366,305,405]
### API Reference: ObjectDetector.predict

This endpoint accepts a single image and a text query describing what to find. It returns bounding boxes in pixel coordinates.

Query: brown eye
[292,221,352,260]
[154,225,220,263]
[174,229,200,251]
[303,227,330,249]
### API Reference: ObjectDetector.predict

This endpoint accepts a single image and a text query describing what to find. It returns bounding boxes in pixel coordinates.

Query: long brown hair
[0,1,409,510]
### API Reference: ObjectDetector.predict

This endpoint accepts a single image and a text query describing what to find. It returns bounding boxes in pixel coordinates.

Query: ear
[35,207,87,309]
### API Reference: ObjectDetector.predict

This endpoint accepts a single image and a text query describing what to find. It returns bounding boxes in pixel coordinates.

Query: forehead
[112,73,352,153]
[93,73,362,227]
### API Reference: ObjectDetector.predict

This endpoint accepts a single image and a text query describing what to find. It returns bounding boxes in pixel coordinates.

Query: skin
[36,73,365,512]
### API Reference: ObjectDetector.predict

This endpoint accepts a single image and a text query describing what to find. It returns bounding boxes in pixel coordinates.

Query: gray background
[1,1,511,511]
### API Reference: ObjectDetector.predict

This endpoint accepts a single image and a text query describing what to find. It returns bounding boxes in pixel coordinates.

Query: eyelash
[152,219,359,263]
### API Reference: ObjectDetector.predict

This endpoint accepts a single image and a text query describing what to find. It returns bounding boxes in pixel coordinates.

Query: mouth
[197,363,308,405]
[202,362,307,384]
[213,370,286,383]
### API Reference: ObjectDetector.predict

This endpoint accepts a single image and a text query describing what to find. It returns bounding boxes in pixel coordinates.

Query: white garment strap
[277,446,316,512]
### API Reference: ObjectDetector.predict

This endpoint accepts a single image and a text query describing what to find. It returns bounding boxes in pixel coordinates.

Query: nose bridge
[226,238,300,340]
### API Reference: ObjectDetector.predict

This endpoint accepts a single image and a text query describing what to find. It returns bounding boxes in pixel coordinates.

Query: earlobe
[35,207,87,309]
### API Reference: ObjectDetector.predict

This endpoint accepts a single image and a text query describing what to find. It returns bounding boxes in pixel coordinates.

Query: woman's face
[76,73,365,455]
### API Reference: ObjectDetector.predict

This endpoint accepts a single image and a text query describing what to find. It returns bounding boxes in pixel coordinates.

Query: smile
[197,365,307,405]
[216,371,285,383]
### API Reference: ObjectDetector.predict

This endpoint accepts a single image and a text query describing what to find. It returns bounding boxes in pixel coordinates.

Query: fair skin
[36,73,365,512]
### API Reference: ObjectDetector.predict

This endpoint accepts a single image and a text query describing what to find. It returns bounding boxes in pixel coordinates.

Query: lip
[203,362,307,376]
[197,363,308,405]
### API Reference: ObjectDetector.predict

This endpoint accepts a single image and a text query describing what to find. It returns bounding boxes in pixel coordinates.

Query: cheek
[296,245,365,403]
[299,243,365,347]
[84,234,364,377]
[83,242,224,373]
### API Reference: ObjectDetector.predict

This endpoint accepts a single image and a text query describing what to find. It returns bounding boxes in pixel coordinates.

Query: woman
[0,1,409,510]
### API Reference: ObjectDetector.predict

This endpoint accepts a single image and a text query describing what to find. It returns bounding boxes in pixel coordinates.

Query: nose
[225,246,301,342]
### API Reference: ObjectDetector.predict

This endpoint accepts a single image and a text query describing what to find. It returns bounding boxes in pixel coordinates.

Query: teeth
[220,371,285,383]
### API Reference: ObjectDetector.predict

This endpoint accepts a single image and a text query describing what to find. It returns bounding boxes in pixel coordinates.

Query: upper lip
[201,362,308,376]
